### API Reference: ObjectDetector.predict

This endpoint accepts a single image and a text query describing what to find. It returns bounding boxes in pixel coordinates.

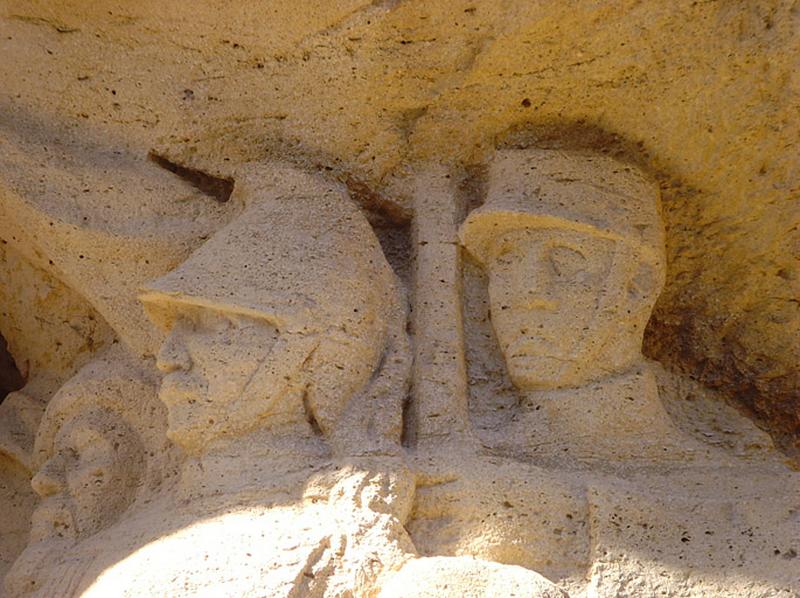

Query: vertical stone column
[410,166,471,450]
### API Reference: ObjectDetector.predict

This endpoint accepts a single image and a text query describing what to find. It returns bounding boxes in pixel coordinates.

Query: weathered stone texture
[3,0,796,449]
[0,1,798,596]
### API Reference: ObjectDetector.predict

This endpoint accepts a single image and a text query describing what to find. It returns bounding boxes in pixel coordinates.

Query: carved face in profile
[143,189,409,456]
[28,407,143,546]
[484,227,659,390]
[7,349,165,597]
[156,305,285,452]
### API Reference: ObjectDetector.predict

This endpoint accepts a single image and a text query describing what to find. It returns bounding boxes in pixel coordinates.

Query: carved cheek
[66,453,112,502]
[199,337,258,405]
[486,276,519,349]
[206,370,248,406]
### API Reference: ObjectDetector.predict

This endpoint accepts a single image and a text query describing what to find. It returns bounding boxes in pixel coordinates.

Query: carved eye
[196,309,235,333]
[628,262,655,301]
[548,246,588,278]
[64,427,115,492]
[60,446,80,468]
[491,242,516,267]
[70,429,115,467]
[70,426,108,454]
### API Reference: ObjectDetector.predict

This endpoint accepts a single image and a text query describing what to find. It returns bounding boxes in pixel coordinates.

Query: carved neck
[505,360,680,462]
[177,421,331,504]
[520,359,657,409]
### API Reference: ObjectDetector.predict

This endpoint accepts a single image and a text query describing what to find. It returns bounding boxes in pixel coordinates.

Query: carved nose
[156,332,192,374]
[31,456,67,498]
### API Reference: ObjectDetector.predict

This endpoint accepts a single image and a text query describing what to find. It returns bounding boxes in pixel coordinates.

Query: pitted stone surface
[0,6,798,596]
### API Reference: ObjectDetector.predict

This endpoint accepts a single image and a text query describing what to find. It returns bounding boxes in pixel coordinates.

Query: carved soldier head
[140,166,408,455]
[460,149,666,390]
[6,347,162,595]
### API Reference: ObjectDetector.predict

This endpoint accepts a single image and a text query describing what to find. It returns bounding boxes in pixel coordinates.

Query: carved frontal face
[156,305,283,451]
[484,227,658,389]
[28,407,143,545]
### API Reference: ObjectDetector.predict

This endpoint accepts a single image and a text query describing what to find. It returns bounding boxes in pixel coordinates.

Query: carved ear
[321,290,412,458]
[626,260,659,314]
[301,332,375,440]
[329,327,412,458]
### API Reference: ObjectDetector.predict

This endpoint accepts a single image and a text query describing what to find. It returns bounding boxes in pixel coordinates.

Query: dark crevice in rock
[349,174,413,284]
[400,392,415,449]
[373,222,412,289]
[148,151,235,203]
[0,334,25,404]
[344,176,411,227]
[302,389,324,437]
[644,310,800,465]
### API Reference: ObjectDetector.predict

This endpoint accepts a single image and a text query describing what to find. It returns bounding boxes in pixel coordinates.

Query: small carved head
[460,149,666,390]
[7,348,158,596]
[29,407,142,545]
[141,167,407,454]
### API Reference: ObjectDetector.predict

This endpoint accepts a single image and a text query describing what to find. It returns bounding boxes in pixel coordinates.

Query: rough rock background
[0,0,797,454]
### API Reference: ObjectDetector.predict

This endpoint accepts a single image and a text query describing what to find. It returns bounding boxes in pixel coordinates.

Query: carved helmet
[459,148,666,269]
[139,165,407,444]
[33,343,167,478]
[139,166,393,335]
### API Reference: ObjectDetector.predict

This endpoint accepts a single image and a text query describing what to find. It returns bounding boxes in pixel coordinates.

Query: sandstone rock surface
[0,2,798,597]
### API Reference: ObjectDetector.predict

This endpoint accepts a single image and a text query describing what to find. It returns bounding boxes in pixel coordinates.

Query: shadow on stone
[0,334,24,405]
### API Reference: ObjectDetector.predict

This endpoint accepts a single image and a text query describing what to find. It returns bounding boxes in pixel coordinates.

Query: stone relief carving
[139,166,410,462]
[0,447,34,588]
[401,148,800,596]
[458,148,693,461]
[2,165,418,598]
[5,344,169,596]
[1,153,797,597]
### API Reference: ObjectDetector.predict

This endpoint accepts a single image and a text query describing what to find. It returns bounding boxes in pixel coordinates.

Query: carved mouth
[158,372,204,407]
[506,336,559,359]
[30,497,78,544]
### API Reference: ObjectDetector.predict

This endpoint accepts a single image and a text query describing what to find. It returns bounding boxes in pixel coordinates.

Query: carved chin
[505,354,580,390]
[29,498,78,544]
[165,419,203,452]
[165,409,218,453]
